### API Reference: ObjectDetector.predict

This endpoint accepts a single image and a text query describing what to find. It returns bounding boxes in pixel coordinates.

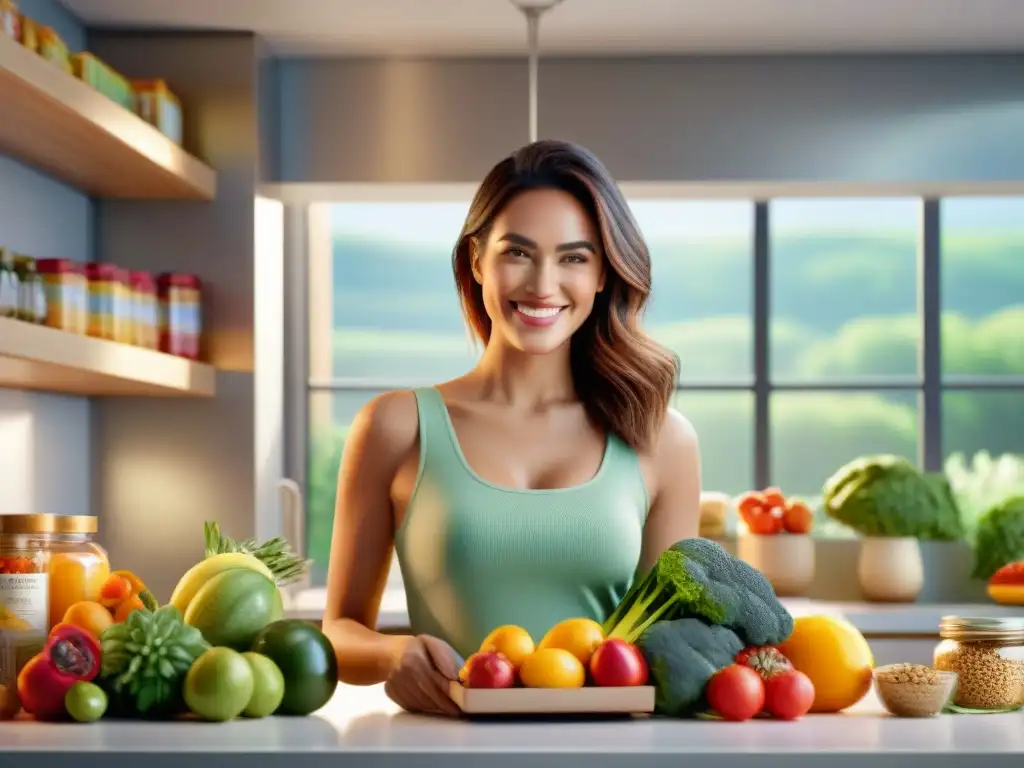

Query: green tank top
[393,387,650,660]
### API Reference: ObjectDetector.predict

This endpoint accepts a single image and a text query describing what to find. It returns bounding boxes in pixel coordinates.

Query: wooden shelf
[0,318,216,397]
[0,35,216,200]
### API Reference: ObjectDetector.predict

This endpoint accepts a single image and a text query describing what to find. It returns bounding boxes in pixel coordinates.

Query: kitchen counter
[3,682,1023,767]
[284,588,1024,635]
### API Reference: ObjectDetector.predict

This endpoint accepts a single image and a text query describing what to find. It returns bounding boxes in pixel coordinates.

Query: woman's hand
[384,634,465,716]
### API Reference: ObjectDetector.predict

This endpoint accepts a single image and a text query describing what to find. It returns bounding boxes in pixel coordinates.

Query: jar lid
[939,615,1024,640]
[52,515,98,534]
[0,514,58,534]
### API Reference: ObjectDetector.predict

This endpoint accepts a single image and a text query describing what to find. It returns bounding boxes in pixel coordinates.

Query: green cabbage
[822,454,964,540]
[971,495,1024,580]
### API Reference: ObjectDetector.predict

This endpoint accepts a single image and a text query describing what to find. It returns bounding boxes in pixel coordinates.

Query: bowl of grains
[873,663,958,717]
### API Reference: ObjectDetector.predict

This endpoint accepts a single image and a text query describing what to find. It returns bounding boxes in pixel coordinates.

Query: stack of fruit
[14,521,338,724]
[459,618,649,690]
[736,487,813,536]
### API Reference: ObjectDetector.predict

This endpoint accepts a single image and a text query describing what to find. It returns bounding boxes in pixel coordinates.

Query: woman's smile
[510,301,569,328]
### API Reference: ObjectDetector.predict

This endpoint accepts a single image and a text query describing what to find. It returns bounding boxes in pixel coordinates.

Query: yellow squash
[169,552,275,614]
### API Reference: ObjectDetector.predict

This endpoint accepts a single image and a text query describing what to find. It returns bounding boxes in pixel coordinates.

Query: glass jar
[47,515,109,630]
[130,270,159,349]
[158,272,202,359]
[0,513,54,716]
[0,247,20,318]
[934,615,1024,713]
[86,262,128,342]
[0,625,18,720]
[36,258,89,335]
[14,255,47,325]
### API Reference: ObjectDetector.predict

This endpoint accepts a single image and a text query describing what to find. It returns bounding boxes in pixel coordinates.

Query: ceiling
[59,0,1024,57]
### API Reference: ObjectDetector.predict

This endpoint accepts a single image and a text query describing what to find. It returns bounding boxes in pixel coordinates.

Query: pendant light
[508,0,565,142]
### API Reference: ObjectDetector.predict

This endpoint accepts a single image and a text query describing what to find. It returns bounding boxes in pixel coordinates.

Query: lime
[241,652,285,718]
[65,682,108,723]
[183,647,255,722]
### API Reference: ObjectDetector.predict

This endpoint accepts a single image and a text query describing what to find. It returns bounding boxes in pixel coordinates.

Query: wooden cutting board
[449,681,656,715]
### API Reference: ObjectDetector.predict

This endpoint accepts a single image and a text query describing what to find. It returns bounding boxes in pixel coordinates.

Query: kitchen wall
[0,0,91,518]
[84,31,281,603]
[272,54,1024,185]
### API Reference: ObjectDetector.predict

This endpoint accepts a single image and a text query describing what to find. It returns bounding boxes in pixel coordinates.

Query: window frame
[283,186,1024,590]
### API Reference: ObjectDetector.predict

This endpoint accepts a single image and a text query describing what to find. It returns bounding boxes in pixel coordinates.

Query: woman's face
[472,187,607,356]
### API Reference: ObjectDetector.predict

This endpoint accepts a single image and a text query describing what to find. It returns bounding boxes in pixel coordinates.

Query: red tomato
[763,669,815,720]
[705,664,765,722]
[590,638,649,687]
[746,507,785,535]
[762,487,787,509]
[735,645,792,679]
[736,492,766,521]
[783,500,814,535]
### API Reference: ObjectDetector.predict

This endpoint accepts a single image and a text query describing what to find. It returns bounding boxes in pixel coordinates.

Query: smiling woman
[319,139,701,719]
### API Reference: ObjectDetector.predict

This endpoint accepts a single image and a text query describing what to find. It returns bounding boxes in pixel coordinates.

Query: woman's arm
[321,392,418,686]
[637,408,702,573]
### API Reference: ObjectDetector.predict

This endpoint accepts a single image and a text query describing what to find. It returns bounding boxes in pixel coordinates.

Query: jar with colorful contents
[158,272,202,359]
[0,514,54,700]
[47,515,109,631]
[130,270,159,349]
[86,262,129,342]
[35,258,89,334]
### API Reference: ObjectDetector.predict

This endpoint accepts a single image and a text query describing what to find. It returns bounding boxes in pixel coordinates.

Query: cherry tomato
[746,507,785,535]
[763,669,815,720]
[735,645,792,679]
[783,500,814,535]
[736,493,766,526]
[705,664,765,722]
[762,487,787,509]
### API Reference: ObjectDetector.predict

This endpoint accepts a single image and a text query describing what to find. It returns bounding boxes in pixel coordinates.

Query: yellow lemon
[519,648,586,688]
[537,617,606,666]
[478,625,536,669]
[778,615,874,713]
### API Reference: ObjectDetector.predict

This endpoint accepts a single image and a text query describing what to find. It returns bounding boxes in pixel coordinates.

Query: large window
[769,198,922,499]
[301,193,1024,586]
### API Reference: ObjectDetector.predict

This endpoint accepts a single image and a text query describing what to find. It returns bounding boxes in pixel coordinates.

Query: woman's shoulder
[347,389,422,461]
[640,406,700,467]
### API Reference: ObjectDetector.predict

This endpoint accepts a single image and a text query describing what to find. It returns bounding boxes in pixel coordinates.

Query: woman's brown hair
[452,139,680,452]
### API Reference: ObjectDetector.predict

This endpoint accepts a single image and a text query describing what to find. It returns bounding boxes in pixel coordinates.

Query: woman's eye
[563,254,586,264]
[508,248,528,258]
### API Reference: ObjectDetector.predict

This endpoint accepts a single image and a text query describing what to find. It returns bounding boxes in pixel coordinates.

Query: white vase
[737,534,816,597]
[857,536,924,603]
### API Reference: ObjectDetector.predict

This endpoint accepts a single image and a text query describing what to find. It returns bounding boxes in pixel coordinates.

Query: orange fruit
[61,600,114,638]
[478,625,535,669]
[518,648,586,688]
[537,617,606,666]
[113,594,146,623]
[99,574,134,609]
[777,615,874,713]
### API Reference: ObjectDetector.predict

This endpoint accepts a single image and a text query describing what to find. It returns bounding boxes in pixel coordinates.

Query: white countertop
[2,681,1023,766]
[284,588,1024,636]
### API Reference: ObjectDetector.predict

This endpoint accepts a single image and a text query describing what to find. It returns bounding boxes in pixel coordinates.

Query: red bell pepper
[17,623,102,719]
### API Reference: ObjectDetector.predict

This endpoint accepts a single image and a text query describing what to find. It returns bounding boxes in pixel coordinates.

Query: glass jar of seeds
[933,616,1024,713]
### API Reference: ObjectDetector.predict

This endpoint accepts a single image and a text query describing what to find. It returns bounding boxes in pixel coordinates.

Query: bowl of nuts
[873,663,958,717]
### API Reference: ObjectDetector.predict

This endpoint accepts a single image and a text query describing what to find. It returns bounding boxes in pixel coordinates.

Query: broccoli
[602,537,794,647]
[637,617,744,717]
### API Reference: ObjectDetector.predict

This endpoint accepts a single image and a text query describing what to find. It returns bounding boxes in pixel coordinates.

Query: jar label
[0,573,48,632]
